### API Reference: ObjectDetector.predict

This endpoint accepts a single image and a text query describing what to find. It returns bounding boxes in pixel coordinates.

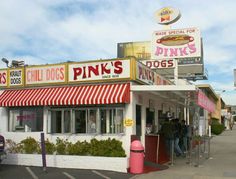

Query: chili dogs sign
[25,64,66,85]
[152,27,201,60]
[68,59,131,82]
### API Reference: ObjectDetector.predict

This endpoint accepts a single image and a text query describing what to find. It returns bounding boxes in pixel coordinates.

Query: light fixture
[1,58,9,67]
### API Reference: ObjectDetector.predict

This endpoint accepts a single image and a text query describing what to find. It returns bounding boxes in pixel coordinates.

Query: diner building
[0,57,216,172]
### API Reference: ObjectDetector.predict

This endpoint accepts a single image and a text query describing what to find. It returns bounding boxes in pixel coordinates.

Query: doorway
[136,105,142,137]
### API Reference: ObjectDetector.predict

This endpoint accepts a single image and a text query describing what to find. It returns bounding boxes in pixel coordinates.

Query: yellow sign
[124,118,134,127]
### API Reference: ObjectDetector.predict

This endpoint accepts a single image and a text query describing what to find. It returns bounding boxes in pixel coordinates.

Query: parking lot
[0,165,135,179]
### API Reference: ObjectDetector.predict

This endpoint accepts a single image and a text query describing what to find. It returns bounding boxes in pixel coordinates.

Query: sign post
[40,132,47,172]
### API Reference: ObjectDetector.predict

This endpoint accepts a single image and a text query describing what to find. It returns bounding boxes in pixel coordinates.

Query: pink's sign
[197,90,215,112]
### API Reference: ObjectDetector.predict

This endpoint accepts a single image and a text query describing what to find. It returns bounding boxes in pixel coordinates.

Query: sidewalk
[136,126,236,179]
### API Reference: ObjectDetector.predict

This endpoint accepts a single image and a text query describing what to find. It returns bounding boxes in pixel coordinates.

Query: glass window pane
[116,109,124,133]
[75,110,86,133]
[64,110,71,133]
[51,111,62,133]
[88,109,97,133]
[100,109,107,134]
[9,108,43,132]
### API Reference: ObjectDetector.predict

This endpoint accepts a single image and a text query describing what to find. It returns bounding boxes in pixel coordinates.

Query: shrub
[55,138,70,155]
[5,139,22,154]
[67,140,90,155]
[211,124,225,135]
[6,137,126,157]
[210,118,224,135]
[20,137,40,154]
[45,139,56,154]
[89,138,126,157]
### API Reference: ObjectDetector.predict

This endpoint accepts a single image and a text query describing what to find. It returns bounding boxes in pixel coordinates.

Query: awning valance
[0,83,130,107]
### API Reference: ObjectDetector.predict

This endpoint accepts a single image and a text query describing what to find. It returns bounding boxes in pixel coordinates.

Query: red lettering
[88,65,99,78]
[0,72,6,84]
[146,61,152,68]
[59,67,64,80]
[82,66,87,79]
[101,63,110,75]
[46,69,51,80]
[73,67,82,80]
[161,60,166,67]
[114,61,123,74]
[168,60,174,67]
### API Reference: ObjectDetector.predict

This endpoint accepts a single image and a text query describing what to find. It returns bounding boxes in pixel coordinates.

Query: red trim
[0,83,130,107]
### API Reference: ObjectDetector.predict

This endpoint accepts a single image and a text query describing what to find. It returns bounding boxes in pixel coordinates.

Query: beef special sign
[152,27,201,60]
[68,59,131,83]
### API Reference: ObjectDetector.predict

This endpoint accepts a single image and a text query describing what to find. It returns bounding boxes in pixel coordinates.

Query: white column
[187,107,190,125]
[174,59,178,85]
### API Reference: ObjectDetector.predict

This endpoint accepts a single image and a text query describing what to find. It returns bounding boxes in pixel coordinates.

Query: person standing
[180,119,188,153]
[173,118,184,157]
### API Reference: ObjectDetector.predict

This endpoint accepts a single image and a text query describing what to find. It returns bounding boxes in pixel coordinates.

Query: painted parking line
[63,172,76,179]
[129,175,138,179]
[92,170,111,179]
[25,167,38,179]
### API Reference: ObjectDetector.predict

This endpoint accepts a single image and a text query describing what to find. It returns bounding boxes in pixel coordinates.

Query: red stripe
[97,85,106,104]
[88,85,98,104]
[13,90,25,106]
[70,86,82,105]
[0,83,130,106]
[76,86,88,105]
[84,85,94,104]
[67,86,77,105]
[63,87,74,105]
[41,88,54,106]
[54,87,65,105]
[93,85,102,104]
[59,87,71,105]
[1,90,14,106]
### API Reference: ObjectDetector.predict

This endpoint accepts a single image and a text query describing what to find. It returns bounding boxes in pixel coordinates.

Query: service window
[9,108,43,132]
[100,108,124,134]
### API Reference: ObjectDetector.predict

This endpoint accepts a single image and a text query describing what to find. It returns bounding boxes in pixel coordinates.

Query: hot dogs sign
[0,58,171,88]
[68,59,131,82]
[151,27,201,60]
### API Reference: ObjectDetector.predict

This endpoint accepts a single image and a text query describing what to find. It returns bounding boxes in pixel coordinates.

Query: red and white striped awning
[0,83,130,107]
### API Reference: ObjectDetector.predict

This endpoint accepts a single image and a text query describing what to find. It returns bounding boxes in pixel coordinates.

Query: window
[49,107,124,134]
[9,108,43,132]
[100,108,124,134]
[50,109,72,133]
[74,110,86,133]
[88,109,97,133]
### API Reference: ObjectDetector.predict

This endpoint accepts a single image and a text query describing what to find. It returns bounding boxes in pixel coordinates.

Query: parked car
[0,134,6,163]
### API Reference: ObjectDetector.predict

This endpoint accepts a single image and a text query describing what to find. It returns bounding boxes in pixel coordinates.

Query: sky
[0,0,235,105]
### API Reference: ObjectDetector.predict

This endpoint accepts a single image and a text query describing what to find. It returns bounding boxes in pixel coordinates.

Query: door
[136,105,142,137]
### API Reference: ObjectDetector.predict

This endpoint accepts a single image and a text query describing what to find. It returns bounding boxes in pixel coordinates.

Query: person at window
[88,114,96,133]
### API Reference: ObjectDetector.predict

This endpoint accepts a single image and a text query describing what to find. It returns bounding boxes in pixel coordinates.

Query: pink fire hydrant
[129,140,145,174]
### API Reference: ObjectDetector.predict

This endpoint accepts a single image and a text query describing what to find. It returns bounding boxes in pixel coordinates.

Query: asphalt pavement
[1,126,236,179]
[0,165,134,179]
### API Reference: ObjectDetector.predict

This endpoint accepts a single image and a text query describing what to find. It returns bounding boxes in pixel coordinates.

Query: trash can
[129,140,144,174]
